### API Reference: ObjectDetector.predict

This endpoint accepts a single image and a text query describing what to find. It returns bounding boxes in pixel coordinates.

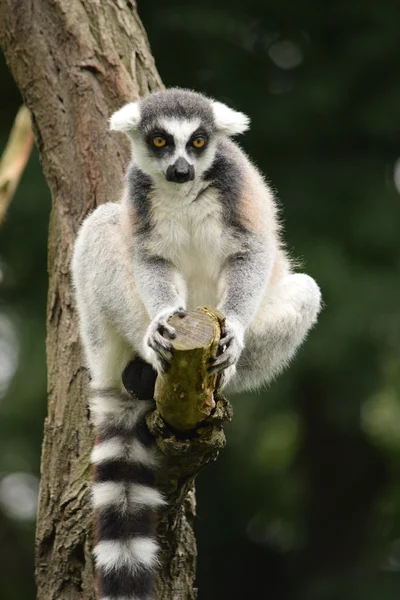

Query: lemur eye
[152,136,167,148]
[192,137,206,149]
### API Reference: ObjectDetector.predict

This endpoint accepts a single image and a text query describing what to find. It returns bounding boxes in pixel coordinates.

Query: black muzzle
[166,157,195,184]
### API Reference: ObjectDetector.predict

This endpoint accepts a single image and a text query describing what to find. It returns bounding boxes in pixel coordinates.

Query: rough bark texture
[0,2,160,597]
[0,2,231,599]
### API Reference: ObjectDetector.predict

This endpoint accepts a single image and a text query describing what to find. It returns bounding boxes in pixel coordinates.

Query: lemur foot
[122,357,157,400]
[144,306,186,374]
[208,317,244,375]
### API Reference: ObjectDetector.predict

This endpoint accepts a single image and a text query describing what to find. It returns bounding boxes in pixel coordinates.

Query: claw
[219,333,234,348]
[161,321,177,339]
[155,331,173,350]
[208,360,230,375]
[211,353,232,369]
[148,334,173,361]
[207,319,244,375]
[145,306,189,374]
[157,329,170,342]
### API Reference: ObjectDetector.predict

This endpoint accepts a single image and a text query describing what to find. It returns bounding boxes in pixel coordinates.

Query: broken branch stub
[147,305,232,508]
[154,306,225,431]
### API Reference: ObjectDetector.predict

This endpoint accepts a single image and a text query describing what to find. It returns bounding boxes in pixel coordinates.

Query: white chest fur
[148,185,229,309]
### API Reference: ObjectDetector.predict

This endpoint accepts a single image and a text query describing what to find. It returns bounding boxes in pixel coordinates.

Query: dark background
[1,1,400,598]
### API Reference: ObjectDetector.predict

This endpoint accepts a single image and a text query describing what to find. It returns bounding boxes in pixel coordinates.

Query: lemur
[71,88,321,600]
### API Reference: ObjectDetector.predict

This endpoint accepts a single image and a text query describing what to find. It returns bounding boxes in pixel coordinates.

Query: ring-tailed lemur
[71,88,321,600]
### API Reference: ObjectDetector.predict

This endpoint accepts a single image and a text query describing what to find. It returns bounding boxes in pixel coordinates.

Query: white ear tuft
[212,101,250,135]
[109,102,141,135]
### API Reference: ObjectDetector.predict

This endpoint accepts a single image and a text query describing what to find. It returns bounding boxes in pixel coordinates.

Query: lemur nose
[174,163,189,180]
[166,157,194,184]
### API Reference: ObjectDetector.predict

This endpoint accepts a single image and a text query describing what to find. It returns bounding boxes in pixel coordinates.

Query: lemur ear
[109,102,141,135]
[212,101,250,135]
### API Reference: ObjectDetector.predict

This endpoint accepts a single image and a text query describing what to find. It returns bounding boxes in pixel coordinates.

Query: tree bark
[0,2,230,599]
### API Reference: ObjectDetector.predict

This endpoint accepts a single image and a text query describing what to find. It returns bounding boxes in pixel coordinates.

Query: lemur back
[71,88,322,600]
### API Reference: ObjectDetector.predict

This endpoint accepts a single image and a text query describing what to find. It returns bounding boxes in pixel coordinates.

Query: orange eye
[153,136,166,148]
[192,137,206,149]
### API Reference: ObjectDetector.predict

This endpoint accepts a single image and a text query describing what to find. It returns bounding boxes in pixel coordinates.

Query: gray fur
[72,87,322,392]
[71,88,322,600]
[219,242,272,325]
[202,138,244,231]
[138,88,215,134]
[126,164,153,234]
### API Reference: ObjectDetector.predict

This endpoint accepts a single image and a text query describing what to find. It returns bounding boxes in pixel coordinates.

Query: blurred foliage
[1,0,400,598]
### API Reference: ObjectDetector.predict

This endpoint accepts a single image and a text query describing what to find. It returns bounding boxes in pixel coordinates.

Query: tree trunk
[0,2,230,599]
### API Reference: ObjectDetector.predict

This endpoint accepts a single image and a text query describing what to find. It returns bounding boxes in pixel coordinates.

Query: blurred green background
[1,1,400,598]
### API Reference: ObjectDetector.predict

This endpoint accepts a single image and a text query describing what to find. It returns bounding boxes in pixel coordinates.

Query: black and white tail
[89,362,163,600]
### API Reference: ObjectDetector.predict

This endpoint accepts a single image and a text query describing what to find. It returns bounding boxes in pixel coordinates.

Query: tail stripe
[90,385,162,600]
[94,537,159,573]
[100,597,143,600]
[98,506,156,541]
[101,597,146,600]
[100,566,153,597]
[89,393,153,430]
[91,438,157,467]
[95,460,155,486]
[92,482,165,511]
[98,418,155,448]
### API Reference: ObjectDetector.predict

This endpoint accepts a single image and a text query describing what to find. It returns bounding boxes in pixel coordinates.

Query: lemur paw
[144,306,186,374]
[145,349,170,375]
[208,318,245,375]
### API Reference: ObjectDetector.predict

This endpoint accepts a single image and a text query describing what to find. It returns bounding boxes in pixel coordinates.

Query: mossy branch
[146,306,232,598]
[147,306,233,493]
[155,306,226,430]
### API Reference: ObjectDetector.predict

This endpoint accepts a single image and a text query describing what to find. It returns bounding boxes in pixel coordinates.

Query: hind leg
[77,302,156,401]
[78,307,133,392]
[224,273,322,394]
[78,305,163,600]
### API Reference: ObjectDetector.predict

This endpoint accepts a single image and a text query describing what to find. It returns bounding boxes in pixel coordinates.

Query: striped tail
[89,361,164,600]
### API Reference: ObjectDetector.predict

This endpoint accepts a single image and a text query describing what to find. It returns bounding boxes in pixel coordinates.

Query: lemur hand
[144,306,186,374]
[208,317,245,375]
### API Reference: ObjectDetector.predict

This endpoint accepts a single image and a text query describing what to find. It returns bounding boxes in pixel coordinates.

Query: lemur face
[110,89,250,184]
[141,118,214,184]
